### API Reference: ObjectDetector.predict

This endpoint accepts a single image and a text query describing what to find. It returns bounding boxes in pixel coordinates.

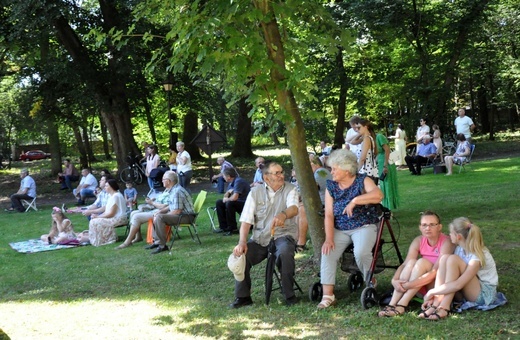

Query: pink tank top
[419,234,449,264]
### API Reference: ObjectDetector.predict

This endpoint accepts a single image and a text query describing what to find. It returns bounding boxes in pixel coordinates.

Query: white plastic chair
[22,197,38,212]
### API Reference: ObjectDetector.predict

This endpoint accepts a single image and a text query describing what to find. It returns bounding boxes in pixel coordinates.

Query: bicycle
[119,154,145,184]
[442,134,457,156]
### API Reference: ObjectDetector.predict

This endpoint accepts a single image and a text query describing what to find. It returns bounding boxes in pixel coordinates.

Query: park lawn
[0,157,518,339]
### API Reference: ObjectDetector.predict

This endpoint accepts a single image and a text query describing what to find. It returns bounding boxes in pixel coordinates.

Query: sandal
[427,306,449,321]
[418,305,436,319]
[115,242,132,250]
[317,295,336,309]
[378,304,407,317]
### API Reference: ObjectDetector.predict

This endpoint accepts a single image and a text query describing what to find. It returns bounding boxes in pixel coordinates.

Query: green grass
[0,157,519,339]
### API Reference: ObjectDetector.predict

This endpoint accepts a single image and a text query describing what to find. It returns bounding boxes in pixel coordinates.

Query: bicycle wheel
[120,168,132,182]
[133,167,143,184]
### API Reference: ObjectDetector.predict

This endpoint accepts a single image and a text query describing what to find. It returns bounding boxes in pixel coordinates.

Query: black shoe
[229,297,253,309]
[224,230,239,236]
[150,245,169,254]
[145,243,160,249]
[286,295,299,306]
[60,186,68,190]
[213,228,226,234]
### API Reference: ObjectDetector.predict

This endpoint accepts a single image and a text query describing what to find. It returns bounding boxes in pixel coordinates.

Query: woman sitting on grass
[41,207,77,244]
[419,217,498,321]
[378,211,455,317]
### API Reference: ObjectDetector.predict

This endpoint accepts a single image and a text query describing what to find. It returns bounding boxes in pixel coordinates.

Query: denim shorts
[475,281,497,306]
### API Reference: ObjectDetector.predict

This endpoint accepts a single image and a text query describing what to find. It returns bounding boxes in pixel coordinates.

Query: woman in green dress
[376,133,400,210]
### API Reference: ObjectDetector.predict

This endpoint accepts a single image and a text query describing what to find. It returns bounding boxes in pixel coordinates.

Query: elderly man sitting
[116,170,178,250]
[6,168,36,212]
[404,135,438,176]
[229,161,299,308]
[149,171,195,254]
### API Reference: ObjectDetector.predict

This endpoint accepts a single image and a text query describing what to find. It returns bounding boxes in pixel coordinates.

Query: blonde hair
[450,217,486,267]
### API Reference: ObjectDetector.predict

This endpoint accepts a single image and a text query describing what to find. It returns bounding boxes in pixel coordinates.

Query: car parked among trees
[19,150,51,161]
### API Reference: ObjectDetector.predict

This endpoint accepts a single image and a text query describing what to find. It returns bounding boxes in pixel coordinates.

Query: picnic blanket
[9,239,86,254]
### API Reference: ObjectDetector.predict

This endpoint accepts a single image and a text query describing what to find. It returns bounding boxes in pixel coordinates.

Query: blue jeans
[217,176,227,194]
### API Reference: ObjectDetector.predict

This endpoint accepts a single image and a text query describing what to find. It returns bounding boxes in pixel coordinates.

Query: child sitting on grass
[419,217,499,321]
[41,207,77,244]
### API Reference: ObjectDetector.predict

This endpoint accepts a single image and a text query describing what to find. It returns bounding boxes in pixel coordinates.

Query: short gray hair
[326,149,358,175]
[21,168,29,175]
[163,170,179,184]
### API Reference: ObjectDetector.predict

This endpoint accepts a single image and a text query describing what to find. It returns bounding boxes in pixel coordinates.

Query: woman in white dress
[389,123,407,166]
[87,179,128,246]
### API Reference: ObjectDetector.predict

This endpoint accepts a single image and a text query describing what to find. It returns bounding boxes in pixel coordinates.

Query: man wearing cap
[229,161,299,308]
[404,135,438,176]
[6,168,36,212]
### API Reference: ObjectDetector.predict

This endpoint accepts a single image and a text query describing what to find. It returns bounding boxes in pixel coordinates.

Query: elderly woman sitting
[318,149,383,309]
[444,133,471,176]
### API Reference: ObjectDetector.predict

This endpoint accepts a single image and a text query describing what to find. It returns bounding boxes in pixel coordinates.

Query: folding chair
[207,206,219,232]
[22,197,38,212]
[457,144,475,173]
[168,190,207,250]
[115,210,132,240]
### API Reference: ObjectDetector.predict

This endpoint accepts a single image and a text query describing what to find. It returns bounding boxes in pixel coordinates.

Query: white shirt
[416,125,430,142]
[454,246,498,286]
[455,116,474,139]
[176,150,192,173]
[79,173,98,191]
[346,128,361,156]
[21,175,37,198]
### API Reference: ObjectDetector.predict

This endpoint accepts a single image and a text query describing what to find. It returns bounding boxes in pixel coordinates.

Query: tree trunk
[51,7,140,171]
[434,0,493,121]
[72,125,88,168]
[183,110,202,160]
[81,125,96,164]
[231,96,254,158]
[254,0,325,261]
[48,118,62,176]
[98,114,112,160]
[335,48,348,148]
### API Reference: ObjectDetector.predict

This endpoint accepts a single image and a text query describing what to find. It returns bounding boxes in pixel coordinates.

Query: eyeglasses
[420,223,438,229]
[267,170,284,176]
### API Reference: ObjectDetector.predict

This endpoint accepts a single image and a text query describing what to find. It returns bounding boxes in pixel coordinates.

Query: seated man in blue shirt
[405,135,437,176]
[215,167,251,236]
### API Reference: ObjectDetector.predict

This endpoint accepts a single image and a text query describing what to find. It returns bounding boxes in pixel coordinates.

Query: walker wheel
[361,287,378,309]
[308,282,323,302]
[347,272,364,292]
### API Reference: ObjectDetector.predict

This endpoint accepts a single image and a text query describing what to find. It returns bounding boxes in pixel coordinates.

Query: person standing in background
[454,108,475,144]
